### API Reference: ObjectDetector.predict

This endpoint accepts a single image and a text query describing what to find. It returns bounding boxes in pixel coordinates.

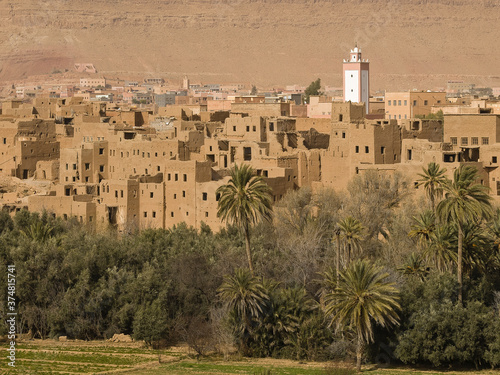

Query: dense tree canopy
[1,168,500,369]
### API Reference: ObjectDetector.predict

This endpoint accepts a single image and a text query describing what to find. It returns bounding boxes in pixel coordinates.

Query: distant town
[1,46,499,232]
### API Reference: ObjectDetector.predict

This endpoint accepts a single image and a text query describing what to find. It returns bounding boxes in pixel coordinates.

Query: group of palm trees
[414,162,493,303]
[215,164,402,371]
[214,162,494,371]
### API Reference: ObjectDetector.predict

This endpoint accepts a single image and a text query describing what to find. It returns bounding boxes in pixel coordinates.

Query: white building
[343,45,370,114]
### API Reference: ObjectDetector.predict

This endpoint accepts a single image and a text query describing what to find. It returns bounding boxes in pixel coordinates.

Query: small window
[152,211,156,218]
[205,212,209,217]
[120,190,124,198]
[393,100,396,106]
[100,165,104,172]
[2,138,6,144]
[73,164,77,170]
[85,163,90,170]
[482,137,489,145]
[168,173,171,181]
[269,123,274,131]
[202,192,207,201]
[381,146,385,154]
[182,191,186,197]
[253,126,256,132]
[355,146,359,153]
[493,156,498,164]
[450,137,458,146]
[246,126,250,132]
[65,163,69,170]
[99,148,104,155]
[171,212,174,217]
[365,146,369,153]
[342,132,346,139]
[183,174,187,182]
[150,192,154,198]
[175,174,178,181]
[471,137,479,145]
[404,100,407,106]
[461,137,468,146]
[398,100,401,106]
[144,212,148,218]
[244,147,252,161]
[388,101,391,106]
[233,126,236,131]
[216,193,221,201]
[424,100,428,105]
[115,190,118,198]
[413,100,417,106]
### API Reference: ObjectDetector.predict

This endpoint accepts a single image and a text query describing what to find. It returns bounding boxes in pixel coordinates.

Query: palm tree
[408,210,435,246]
[333,226,341,283]
[216,164,273,275]
[436,165,493,303]
[397,252,429,281]
[417,162,447,212]
[426,224,457,272]
[218,269,269,353]
[460,222,490,276]
[21,222,54,243]
[324,259,400,372]
[338,217,364,265]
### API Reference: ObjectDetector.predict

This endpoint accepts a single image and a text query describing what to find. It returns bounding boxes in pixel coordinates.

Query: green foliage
[217,163,273,274]
[396,300,494,367]
[324,259,400,370]
[0,210,13,234]
[485,317,500,368]
[1,171,500,368]
[437,165,493,301]
[417,162,447,212]
[304,78,322,104]
[324,259,400,344]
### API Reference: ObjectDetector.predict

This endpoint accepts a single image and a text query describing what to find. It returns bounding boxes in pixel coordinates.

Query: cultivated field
[1,339,500,375]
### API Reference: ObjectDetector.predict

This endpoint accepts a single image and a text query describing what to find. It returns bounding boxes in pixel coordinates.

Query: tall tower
[343,45,370,114]
[182,75,190,90]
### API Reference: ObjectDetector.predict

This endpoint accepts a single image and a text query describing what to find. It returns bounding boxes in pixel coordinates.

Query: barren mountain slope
[0,0,499,89]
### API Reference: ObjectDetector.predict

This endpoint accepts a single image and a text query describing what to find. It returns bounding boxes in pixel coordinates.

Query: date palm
[417,162,447,213]
[324,259,400,372]
[409,210,435,247]
[338,217,365,265]
[218,269,269,353]
[216,164,273,275]
[398,252,429,281]
[436,165,492,303]
[425,224,456,272]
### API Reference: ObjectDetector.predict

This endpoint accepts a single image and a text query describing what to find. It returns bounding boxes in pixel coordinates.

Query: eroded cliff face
[0,0,499,88]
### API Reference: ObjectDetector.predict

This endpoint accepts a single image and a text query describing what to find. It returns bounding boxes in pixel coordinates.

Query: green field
[1,340,500,375]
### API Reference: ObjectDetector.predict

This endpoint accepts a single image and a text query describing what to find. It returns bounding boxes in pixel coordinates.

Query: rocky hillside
[0,0,499,90]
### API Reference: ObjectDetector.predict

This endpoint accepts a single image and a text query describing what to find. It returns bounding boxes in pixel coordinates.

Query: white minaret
[343,45,370,114]
[182,75,190,90]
